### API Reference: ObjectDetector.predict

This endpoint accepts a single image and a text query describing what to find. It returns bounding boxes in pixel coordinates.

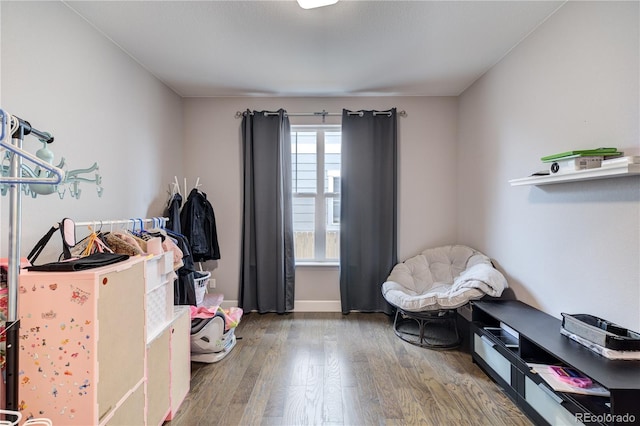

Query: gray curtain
[340,108,397,314]
[240,109,295,313]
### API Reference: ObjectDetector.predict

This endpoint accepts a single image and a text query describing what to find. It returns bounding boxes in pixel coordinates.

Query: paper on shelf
[560,328,640,360]
[527,363,610,397]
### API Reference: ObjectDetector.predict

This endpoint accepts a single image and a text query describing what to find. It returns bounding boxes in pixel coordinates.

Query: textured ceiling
[64,0,565,97]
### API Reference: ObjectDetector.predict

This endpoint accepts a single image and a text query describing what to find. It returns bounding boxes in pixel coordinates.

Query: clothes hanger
[0,408,22,425]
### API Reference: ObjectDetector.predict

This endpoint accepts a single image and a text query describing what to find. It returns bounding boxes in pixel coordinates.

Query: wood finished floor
[165,312,532,426]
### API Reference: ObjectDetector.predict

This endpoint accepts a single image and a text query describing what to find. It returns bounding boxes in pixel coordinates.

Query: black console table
[471,300,640,425]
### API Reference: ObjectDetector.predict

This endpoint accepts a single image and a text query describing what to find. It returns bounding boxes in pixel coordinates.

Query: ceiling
[64,0,565,98]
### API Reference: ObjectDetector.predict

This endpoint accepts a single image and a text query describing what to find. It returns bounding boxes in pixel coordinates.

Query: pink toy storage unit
[18,257,146,425]
[17,253,190,425]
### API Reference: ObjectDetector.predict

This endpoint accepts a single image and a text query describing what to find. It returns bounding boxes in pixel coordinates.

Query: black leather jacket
[165,193,182,234]
[180,189,221,261]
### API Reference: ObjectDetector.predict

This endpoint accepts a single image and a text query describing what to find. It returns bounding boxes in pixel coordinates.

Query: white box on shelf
[549,156,602,174]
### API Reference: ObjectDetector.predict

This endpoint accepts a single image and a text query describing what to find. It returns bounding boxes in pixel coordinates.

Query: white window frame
[327,170,340,226]
[291,124,341,265]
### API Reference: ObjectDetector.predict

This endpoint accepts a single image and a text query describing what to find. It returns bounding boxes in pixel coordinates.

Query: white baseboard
[293,300,341,312]
[220,300,341,312]
[220,299,239,309]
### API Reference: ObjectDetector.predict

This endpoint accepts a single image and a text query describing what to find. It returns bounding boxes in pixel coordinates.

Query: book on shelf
[541,148,621,162]
[527,363,610,397]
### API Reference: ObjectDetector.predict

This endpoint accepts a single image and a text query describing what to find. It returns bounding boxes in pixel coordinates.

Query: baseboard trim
[220,300,342,312]
[293,300,342,312]
[220,299,239,309]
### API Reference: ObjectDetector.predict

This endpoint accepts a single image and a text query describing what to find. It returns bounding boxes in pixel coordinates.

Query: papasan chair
[382,245,507,349]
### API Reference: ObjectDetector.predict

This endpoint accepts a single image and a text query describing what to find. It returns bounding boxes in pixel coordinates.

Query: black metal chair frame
[392,308,460,350]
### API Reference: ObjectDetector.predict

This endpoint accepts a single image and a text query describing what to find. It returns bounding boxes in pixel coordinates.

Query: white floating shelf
[509,163,640,186]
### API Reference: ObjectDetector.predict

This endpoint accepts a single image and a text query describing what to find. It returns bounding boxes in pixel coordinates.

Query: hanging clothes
[166,229,197,306]
[180,188,221,262]
[165,193,183,234]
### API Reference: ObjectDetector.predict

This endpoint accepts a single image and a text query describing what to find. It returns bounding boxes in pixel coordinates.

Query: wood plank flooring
[165,312,532,426]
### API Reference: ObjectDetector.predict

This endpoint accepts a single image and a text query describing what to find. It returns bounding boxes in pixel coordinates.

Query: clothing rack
[0,108,101,413]
[74,217,169,230]
[0,109,60,412]
[169,176,201,198]
[1,110,102,198]
[235,108,407,122]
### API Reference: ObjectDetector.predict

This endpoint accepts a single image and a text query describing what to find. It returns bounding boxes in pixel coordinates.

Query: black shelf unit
[471,300,640,425]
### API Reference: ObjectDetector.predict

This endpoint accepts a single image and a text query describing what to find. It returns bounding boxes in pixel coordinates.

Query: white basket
[145,253,175,342]
[194,271,210,306]
[146,253,173,292]
[147,281,173,341]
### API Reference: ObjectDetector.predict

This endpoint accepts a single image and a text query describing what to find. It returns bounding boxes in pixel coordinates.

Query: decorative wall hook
[0,113,103,199]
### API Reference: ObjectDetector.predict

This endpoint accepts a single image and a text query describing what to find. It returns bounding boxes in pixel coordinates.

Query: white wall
[183,97,458,307]
[0,2,183,260]
[458,1,640,329]
[1,2,459,311]
[7,1,634,323]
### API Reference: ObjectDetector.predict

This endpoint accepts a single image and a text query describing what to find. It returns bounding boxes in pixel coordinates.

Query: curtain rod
[234,109,407,119]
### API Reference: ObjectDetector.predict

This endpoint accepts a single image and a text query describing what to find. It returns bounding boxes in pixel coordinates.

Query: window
[291,125,341,263]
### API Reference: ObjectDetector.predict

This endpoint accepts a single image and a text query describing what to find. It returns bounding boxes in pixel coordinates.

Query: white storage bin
[146,253,174,293]
[147,281,173,341]
[145,253,175,342]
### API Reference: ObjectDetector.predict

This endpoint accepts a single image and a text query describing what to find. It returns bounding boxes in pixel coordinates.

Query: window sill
[295,261,339,268]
